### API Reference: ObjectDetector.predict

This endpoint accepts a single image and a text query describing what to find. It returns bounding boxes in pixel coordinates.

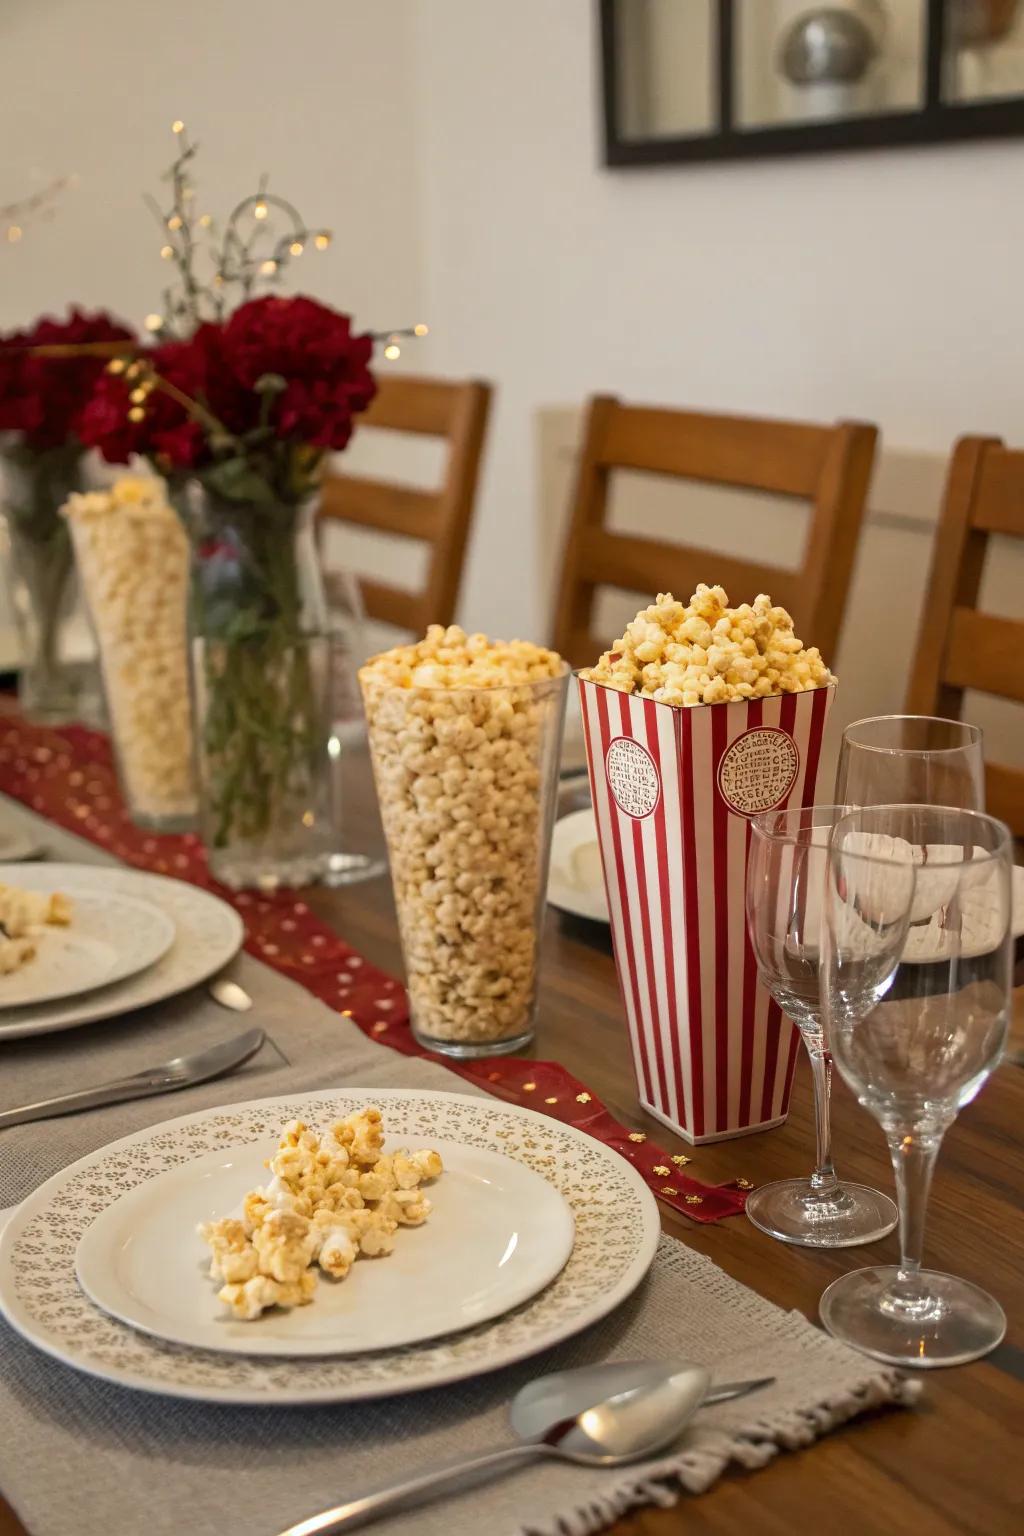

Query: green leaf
[199,457,277,506]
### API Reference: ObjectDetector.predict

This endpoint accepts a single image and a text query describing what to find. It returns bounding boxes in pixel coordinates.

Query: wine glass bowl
[743,805,898,1248]
[835,715,984,811]
[819,803,1012,1367]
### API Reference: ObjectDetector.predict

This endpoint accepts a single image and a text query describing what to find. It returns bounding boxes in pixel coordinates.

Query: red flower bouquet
[76,294,379,876]
[0,307,135,538]
[79,296,376,504]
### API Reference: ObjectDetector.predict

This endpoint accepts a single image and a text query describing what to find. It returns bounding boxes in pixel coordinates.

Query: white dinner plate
[548,807,609,923]
[0,887,174,1009]
[0,865,244,1040]
[0,1088,660,1404]
[547,809,1024,950]
[0,823,44,863]
[77,1135,575,1357]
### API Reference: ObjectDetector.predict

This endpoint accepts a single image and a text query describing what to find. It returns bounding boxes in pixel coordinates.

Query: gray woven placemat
[0,798,917,1536]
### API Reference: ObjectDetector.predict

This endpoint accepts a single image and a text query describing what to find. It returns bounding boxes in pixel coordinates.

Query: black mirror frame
[600,0,1024,165]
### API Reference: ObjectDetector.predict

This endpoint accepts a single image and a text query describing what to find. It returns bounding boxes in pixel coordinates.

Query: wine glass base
[820,1266,1006,1367]
[320,852,387,887]
[745,1178,898,1248]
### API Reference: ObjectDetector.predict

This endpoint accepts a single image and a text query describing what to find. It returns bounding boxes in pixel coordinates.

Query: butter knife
[0,1027,265,1129]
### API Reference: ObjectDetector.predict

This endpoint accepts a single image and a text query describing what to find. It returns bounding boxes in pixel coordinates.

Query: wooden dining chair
[320,373,492,632]
[552,395,878,670]
[905,435,1024,837]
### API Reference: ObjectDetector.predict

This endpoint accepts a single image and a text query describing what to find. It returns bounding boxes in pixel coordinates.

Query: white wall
[3,0,1024,685]
[0,0,421,332]
[410,0,1024,647]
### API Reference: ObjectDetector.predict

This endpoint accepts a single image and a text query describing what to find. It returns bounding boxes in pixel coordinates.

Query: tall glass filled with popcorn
[360,629,569,1057]
[66,476,197,830]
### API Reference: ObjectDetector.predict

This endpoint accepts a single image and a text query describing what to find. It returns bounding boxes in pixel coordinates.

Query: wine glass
[745,806,898,1247]
[819,803,1012,1366]
[322,567,386,887]
[835,715,984,811]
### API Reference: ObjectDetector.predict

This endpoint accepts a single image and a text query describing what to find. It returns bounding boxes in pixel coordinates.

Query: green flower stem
[188,491,322,851]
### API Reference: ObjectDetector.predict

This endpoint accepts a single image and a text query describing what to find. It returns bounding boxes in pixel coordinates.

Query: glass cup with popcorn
[64,476,197,830]
[360,627,569,1057]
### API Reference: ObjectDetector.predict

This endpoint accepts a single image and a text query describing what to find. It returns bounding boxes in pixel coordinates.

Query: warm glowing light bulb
[107,359,126,375]
[314,232,330,250]
[171,120,185,134]
[260,258,277,276]
[289,240,304,256]
[198,213,213,229]
[144,313,163,332]
[167,215,183,232]
[253,200,268,220]
[128,406,146,423]
[413,322,429,337]
[129,387,147,405]
[6,225,22,244]
[383,343,401,361]
[160,244,174,260]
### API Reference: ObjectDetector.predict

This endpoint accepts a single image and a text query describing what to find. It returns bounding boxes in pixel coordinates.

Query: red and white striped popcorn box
[577,676,836,1144]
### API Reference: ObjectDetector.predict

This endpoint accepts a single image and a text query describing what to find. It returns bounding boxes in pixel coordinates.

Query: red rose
[220,296,376,449]
[0,308,135,450]
[79,330,215,468]
[78,295,377,476]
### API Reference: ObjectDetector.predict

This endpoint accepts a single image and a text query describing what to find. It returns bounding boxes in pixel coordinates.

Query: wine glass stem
[887,1129,942,1289]
[806,1044,838,1194]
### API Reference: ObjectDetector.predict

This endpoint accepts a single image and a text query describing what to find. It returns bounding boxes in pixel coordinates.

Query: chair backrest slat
[598,405,831,495]
[319,475,443,541]
[906,435,1024,836]
[320,373,492,633]
[945,609,1024,705]
[553,394,877,671]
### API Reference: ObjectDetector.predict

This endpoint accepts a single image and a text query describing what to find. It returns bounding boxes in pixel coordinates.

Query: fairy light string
[13,122,429,439]
[143,122,428,359]
[2,174,77,246]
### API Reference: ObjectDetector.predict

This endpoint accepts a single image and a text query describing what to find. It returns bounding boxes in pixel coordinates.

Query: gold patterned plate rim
[0,1087,660,1405]
[0,864,244,1040]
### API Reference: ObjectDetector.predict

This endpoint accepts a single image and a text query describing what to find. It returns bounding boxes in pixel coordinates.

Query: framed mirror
[601,0,1024,164]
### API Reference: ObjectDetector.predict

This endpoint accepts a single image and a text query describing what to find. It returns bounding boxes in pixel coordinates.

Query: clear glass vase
[322,565,387,887]
[183,484,334,890]
[0,445,97,723]
[361,666,570,1056]
[67,478,197,831]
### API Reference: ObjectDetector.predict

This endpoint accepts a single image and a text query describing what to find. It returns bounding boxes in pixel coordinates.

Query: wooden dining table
[1,765,1021,1536]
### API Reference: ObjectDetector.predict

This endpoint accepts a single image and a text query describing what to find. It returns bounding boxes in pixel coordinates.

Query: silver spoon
[0,1027,265,1129]
[278,1360,773,1535]
[208,977,254,1012]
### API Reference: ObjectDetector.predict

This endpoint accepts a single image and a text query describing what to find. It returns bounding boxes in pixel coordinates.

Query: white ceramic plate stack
[0,1088,660,1405]
[546,808,1024,946]
[0,864,244,1041]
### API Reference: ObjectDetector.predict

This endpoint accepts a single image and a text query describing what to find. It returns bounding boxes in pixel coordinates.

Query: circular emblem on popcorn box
[717,727,800,817]
[605,736,661,819]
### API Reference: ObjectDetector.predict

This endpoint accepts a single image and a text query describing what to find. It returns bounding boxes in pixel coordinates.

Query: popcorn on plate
[0,884,71,975]
[198,1107,444,1320]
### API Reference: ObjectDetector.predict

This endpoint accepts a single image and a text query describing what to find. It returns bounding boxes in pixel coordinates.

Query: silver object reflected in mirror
[779,7,880,86]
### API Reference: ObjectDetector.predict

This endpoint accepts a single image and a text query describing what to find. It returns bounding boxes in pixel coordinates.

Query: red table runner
[0,714,752,1223]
